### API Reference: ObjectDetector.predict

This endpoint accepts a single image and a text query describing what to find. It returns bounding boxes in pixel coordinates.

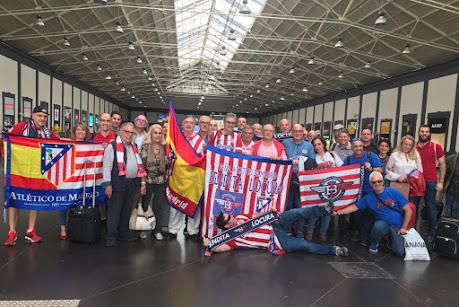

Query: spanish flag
[166,101,205,217]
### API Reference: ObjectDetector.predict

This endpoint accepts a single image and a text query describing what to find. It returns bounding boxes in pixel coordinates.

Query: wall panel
[0,55,18,122]
[398,82,423,143]
[378,88,398,144]
[20,64,36,123]
[334,99,345,125]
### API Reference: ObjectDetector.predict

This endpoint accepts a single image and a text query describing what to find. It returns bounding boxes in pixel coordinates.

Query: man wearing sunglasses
[332,172,412,257]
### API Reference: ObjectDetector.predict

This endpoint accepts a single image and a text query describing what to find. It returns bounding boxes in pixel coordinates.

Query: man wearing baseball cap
[329,124,343,151]
[5,105,59,246]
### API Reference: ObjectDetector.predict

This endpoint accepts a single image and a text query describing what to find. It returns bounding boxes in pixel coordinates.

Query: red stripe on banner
[65,174,103,182]
[226,154,235,192]
[299,173,361,186]
[75,150,104,157]
[298,164,360,176]
[300,194,359,206]
[10,175,57,190]
[167,185,198,217]
[242,159,253,214]
[278,164,290,212]
[63,152,67,181]
[249,161,259,214]
[75,161,103,169]
[204,151,217,238]
[55,157,60,186]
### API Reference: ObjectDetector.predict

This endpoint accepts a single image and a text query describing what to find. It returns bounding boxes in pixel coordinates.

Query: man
[198,115,211,143]
[209,119,219,132]
[251,123,262,141]
[168,115,205,241]
[333,172,411,257]
[329,124,343,151]
[208,113,242,152]
[445,152,459,217]
[252,124,286,160]
[4,105,59,246]
[278,118,291,133]
[416,124,446,241]
[332,129,353,161]
[361,129,378,153]
[241,126,255,155]
[307,130,317,142]
[133,115,148,149]
[110,111,122,133]
[282,124,316,237]
[102,122,147,247]
[236,116,247,133]
[203,204,349,257]
[93,113,116,147]
[343,138,382,245]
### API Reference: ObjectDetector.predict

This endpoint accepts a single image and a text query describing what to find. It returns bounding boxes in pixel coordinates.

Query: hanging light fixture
[276,78,281,84]
[289,67,295,74]
[256,89,261,93]
[142,68,148,75]
[239,0,251,14]
[280,97,285,101]
[114,22,124,33]
[338,72,344,79]
[147,76,153,81]
[121,87,126,92]
[302,87,308,92]
[138,100,143,104]
[35,15,45,27]
[265,83,270,88]
[97,64,102,71]
[318,80,324,85]
[63,37,71,47]
[220,46,227,56]
[334,38,344,48]
[375,12,387,26]
[308,57,316,65]
[128,41,135,51]
[365,61,372,68]
[131,95,136,99]
[105,75,112,80]
[136,56,143,64]
[402,44,411,54]
[82,54,89,61]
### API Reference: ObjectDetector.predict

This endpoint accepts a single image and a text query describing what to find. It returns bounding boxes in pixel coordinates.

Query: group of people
[4,106,458,260]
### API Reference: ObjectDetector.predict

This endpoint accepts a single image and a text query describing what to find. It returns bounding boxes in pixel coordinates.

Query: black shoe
[119,235,138,242]
[166,232,177,240]
[105,239,117,247]
[188,234,201,242]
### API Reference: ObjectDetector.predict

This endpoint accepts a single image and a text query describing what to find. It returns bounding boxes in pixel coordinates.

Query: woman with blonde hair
[140,124,169,240]
[386,134,423,209]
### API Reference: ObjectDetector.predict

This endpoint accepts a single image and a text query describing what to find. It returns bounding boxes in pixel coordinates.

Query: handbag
[407,170,426,197]
[129,203,156,231]
[389,182,410,199]
[403,228,431,261]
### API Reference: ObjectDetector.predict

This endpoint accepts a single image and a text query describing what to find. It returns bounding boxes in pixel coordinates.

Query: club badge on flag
[201,146,293,238]
[298,164,363,209]
[2,133,106,211]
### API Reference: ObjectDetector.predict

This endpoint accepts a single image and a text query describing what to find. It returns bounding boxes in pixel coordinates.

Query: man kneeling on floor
[333,172,412,257]
[203,205,349,257]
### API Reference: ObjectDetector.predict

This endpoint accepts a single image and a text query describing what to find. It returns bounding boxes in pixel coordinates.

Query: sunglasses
[371,180,383,184]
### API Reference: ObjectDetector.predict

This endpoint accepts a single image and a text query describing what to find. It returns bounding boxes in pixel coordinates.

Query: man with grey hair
[241,126,255,155]
[134,114,149,149]
[198,115,211,143]
[278,119,291,133]
[252,124,286,160]
[102,122,147,247]
[208,112,242,152]
[252,123,262,141]
[333,172,412,257]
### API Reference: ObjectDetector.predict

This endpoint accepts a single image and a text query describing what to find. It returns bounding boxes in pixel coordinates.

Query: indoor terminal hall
[1,0,459,307]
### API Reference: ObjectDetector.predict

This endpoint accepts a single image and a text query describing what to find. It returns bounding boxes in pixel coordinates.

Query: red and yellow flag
[166,101,205,217]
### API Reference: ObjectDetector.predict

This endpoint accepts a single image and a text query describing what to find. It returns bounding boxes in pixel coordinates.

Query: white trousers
[168,206,201,235]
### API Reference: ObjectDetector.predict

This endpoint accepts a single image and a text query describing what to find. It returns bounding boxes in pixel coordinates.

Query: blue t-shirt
[356,187,408,228]
[282,139,315,160]
[343,152,381,194]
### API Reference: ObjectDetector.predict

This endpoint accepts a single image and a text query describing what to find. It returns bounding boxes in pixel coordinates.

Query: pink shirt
[256,142,287,160]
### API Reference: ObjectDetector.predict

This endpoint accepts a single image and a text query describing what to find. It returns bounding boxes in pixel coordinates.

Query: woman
[140,124,169,240]
[161,121,168,145]
[308,136,343,242]
[377,139,391,186]
[385,135,423,210]
[60,123,90,240]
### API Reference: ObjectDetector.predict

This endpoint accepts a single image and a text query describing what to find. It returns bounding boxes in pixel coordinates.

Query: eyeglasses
[122,130,135,135]
[371,180,383,184]
[135,119,147,123]
[225,121,236,125]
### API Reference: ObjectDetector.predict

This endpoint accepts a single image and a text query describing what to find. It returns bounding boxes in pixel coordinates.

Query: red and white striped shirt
[186,133,205,154]
[209,129,242,153]
[226,214,283,253]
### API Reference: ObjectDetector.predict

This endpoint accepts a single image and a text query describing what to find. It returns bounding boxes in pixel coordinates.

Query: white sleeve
[385,152,400,181]
[334,153,343,167]
[415,151,423,173]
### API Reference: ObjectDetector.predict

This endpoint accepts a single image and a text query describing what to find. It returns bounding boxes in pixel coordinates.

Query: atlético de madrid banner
[201,146,293,238]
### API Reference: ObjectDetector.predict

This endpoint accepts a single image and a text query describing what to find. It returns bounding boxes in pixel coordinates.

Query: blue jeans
[409,196,421,224]
[424,181,438,238]
[446,193,459,218]
[286,181,305,236]
[58,210,67,226]
[273,207,336,255]
[369,220,405,257]
[306,213,331,236]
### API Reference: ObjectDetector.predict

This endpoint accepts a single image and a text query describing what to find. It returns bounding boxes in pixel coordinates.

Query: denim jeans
[446,193,459,218]
[306,213,331,236]
[286,181,306,236]
[369,220,405,257]
[58,210,67,226]
[424,181,438,238]
[273,206,336,255]
[409,196,421,225]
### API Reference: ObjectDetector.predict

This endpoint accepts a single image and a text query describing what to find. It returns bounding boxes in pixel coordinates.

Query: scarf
[147,142,166,173]
[115,136,147,177]
[24,120,51,139]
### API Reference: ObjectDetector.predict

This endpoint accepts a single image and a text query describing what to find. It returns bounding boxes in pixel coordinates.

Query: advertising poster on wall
[23,97,32,120]
[2,92,15,131]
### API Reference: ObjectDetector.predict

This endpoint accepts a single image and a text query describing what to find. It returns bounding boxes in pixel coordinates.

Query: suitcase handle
[92,160,97,208]
[81,161,87,208]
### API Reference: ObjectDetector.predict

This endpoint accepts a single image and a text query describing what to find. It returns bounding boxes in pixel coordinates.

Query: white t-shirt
[315,152,343,168]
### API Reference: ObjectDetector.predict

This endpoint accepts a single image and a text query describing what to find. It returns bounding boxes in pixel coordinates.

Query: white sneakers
[155,232,164,241]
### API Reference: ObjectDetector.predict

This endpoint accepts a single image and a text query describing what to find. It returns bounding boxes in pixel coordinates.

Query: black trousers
[143,183,170,233]
[106,180,138,241]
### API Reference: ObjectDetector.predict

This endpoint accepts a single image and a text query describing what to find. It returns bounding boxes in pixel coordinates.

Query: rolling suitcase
[68,162,101,243]
[433,217,459,259]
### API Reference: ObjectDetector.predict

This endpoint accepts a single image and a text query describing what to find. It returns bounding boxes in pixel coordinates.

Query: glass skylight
[173,0,267,94]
